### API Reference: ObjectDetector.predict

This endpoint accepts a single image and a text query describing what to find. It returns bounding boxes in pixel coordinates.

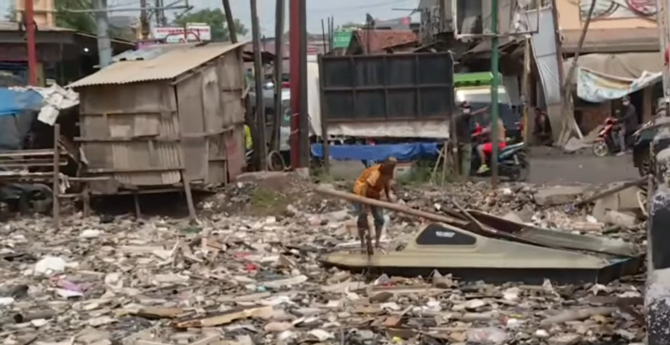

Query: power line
[308,0,416,13]
[107,0,142,8]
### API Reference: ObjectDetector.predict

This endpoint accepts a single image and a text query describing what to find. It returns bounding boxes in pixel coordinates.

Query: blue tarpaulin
[311,142,440,161]
[0,88,43,116]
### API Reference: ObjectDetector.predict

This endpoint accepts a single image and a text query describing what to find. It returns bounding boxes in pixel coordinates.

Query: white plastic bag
[466,327,508,344]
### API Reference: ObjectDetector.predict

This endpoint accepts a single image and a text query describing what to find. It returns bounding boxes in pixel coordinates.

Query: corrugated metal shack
[69,42,246,195]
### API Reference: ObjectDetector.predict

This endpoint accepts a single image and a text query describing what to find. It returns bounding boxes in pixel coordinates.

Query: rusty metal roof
[353,30,417,53]
[112,43,197,62]
[68,42,245,88]
[562,28,658,54]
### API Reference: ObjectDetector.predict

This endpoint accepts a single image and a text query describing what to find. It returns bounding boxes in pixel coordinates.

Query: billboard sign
[152,23,211,43]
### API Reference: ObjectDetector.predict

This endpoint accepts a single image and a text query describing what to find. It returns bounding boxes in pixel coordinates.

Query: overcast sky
[1,0,420,37]
[218,0,420,36]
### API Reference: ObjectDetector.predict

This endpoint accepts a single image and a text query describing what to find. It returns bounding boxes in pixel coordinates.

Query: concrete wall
[556,0,656,30]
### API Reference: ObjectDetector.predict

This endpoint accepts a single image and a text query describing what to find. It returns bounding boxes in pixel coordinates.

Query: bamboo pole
[558,0,596,145]
[313,187,469,228]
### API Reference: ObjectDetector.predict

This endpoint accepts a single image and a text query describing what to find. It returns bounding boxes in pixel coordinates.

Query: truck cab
[454,72,519,141]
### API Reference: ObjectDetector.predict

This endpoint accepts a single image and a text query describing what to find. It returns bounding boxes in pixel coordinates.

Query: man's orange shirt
[353,164,389,199]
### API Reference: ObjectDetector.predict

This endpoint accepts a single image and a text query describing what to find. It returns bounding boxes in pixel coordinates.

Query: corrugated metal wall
[78,52,247,192]
[79,82,183,187]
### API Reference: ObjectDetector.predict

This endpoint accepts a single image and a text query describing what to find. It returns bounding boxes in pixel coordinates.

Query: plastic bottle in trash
[466,327,508,344]
[381,214,390,240]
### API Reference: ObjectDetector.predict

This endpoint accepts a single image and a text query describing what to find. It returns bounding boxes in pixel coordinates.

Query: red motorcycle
[592,117,621,157]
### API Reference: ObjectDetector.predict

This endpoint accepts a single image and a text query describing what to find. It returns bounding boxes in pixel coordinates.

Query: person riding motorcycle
[475,118,507,174]
[613,96,639,155]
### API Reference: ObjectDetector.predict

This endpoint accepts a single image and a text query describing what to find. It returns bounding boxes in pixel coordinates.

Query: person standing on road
[453,101,488,177]
[615,96,639,155]
[533,108,553,146]
[353,157,397,252]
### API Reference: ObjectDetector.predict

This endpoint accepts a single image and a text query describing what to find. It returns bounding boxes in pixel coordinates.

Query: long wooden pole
[575,177,646,207]
[25,0,37,85]
[490,0,500,188]
[558,0,595,145]
[271,0,285,152]
[289,0,301,169]
[222,0,238,43]
[313,187,469,228]
[52,124,60,229]
[251,0,267,170]
[522,36,532,144]
[561,0,596,93]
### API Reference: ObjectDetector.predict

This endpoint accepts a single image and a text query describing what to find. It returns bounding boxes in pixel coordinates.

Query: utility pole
[271,0,285,152]
[154,0,161,26]
[251,0,267,171]
[648,159,670,344]
[297,0,309,171]
[25,0,38,85]
[289,0,300,170]
[140,0,149,40]
[647,2,670,344]
[489,0,500,188]
[658,0,669,98]
[93,0,112,68]
[222,0,237,43]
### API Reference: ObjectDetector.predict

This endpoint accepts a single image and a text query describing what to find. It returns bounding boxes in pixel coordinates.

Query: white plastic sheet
[524,7,561,106]
[577,67,662,103]
[35,84,79,125]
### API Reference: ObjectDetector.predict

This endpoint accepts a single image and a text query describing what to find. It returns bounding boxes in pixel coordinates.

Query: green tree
[174,9,248,41]
[55,0,97,34]
[337,21,361,31]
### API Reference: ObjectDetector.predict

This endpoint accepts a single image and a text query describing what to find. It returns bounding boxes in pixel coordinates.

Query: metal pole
[271,0,285,152]
[490,0,500,188]
[321,19,327,53]
[522,36,531,144]
[329,17,334,51]
[59,5,189,13]
[658,0,669,96]
[94,0,112,68]
[140,0,149,39]
[25,0,37,85]
[154,0,161,26]
[648,146,670,345]
[289,0,300,169]
[297,0,309,170]
[665,0,670,98]
[222,0,237,43]
[561,0,596,93]
[251,0,267,171]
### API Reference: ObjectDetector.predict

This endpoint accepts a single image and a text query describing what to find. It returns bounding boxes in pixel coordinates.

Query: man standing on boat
[353,157,397,253]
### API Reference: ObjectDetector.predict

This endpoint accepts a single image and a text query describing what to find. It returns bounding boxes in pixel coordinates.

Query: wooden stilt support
[181,172,197,222]
[133,193,141,219]
[52,124,60,230]
[82,183,91,217]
